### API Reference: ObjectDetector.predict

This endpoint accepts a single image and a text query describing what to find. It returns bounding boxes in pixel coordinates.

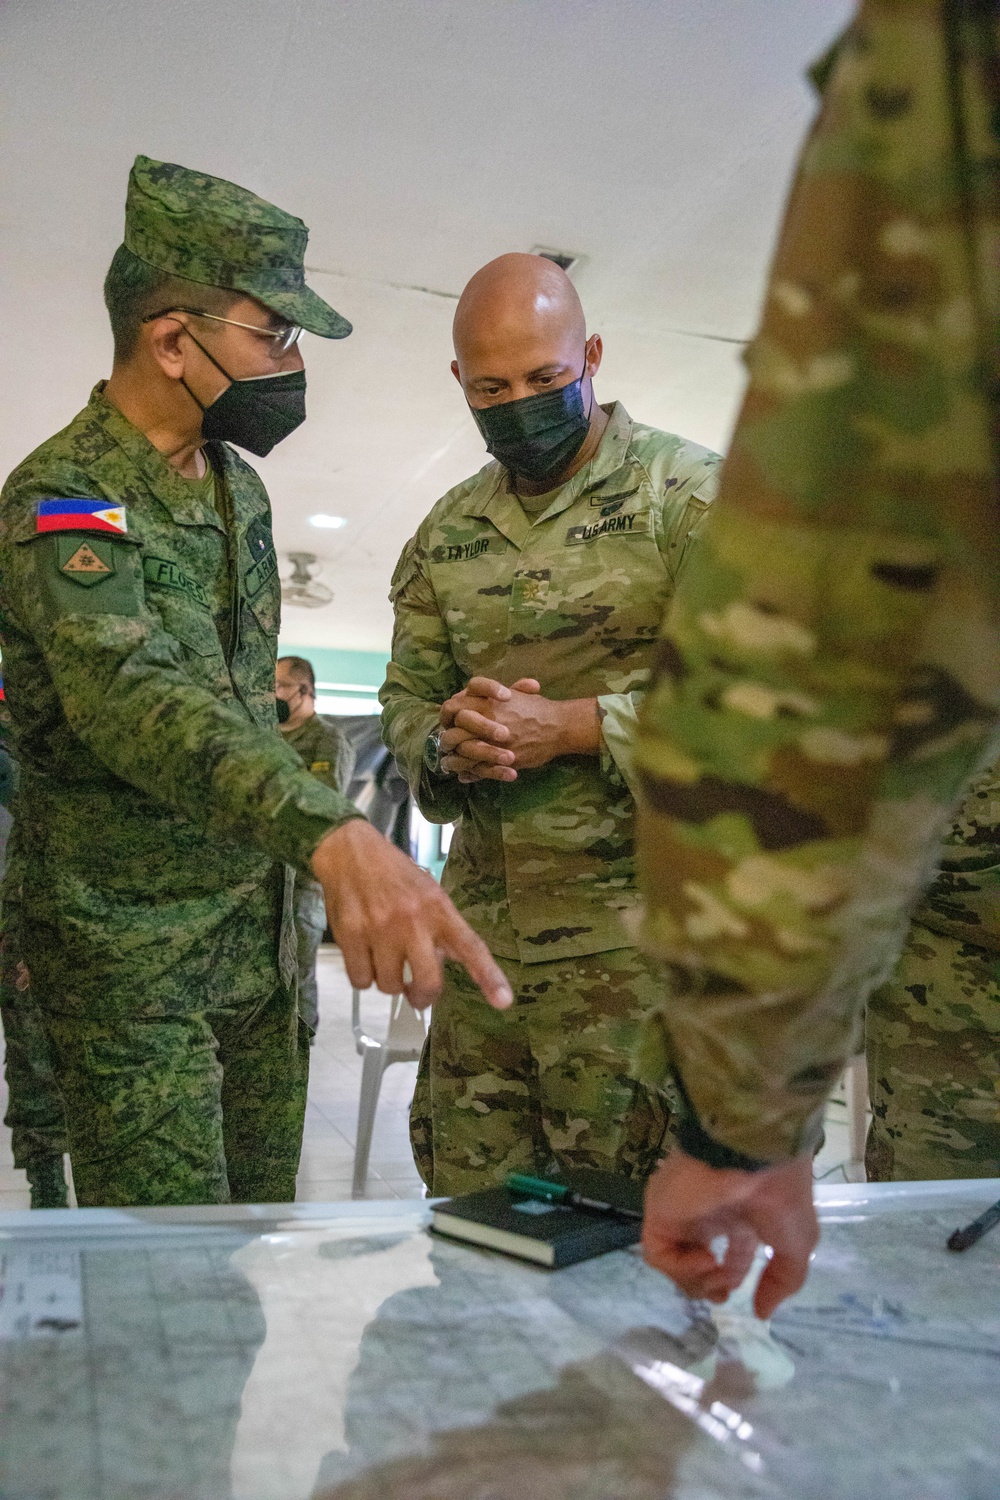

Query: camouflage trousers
[293,878,327,1033]
[410,947,677,1197]
[866,925,1000,1181]
[26,866,309,1207]
[0,945,67,1168]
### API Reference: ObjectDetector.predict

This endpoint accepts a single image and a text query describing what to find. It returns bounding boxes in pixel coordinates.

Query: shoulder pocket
[389,535,422,603]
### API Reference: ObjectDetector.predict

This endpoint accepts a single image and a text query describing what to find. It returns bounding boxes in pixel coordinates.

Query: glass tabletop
[1,1180,998,1500]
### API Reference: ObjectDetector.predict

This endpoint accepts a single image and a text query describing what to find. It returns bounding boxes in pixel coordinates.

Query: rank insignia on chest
[244,515,278,596]
[37,498,128,534]
[57,537,116,586]
[246,515,273,557]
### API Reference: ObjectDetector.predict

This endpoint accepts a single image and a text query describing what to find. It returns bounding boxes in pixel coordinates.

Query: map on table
[0,1187,998,1500]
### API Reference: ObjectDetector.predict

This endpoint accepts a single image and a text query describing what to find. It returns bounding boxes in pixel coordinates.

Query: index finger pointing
[439,911,513,1009]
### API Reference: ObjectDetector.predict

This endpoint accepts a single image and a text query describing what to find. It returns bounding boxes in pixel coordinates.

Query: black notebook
[429,1170,643,1268]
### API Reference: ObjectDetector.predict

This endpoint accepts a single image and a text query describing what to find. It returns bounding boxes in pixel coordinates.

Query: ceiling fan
[281,552,333,609]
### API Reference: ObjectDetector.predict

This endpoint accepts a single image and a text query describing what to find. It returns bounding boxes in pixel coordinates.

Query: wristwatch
[424,726,448,775]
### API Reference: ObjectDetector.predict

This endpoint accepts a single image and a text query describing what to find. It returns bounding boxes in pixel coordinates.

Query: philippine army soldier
[867,759,1000,1181]
[0,156,510,1207]
[633,0,1000,1316]
[381,252,720,1196]
[276,653,357,1032]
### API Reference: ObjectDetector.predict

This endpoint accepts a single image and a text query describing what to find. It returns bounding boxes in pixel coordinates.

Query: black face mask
[182,331,306,457]
[275,696,292,724]
[471,359,592,483]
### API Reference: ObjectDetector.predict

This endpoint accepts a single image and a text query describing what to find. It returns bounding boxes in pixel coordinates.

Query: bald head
[451,253,599,411]
[454,254,585,360]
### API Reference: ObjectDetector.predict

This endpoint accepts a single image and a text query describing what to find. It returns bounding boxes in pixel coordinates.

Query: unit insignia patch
[58,538,116,585]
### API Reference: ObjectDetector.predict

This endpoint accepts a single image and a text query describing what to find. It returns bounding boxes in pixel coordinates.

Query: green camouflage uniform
[634,1,1000,1170]
[0,157,360,1206]
[281,712,356,1031]
[380,403,720,1193]
[867,760,1000,1179]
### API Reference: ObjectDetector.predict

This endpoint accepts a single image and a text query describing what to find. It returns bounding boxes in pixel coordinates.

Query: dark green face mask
[182,331,307,457]
[471,358,591,483]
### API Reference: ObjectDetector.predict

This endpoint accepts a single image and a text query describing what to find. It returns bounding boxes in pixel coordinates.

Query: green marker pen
[505,1172,642,1221]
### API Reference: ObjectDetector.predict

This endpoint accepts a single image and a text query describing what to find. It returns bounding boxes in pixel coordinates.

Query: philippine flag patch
[36,498,128,535]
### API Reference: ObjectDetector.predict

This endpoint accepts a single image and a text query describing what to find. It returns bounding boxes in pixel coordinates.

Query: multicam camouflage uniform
[867,760,1000,1180]
[281,713,356,1031]
[381,403,720,1194]
[0,157,360,1206]
[634,0,1000,1170]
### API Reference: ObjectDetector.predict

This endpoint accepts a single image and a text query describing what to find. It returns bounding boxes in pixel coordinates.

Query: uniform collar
[87,382,230,531]
[461,401,637,544]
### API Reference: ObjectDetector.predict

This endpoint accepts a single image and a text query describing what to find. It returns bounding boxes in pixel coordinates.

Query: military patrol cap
[123,155,351,339]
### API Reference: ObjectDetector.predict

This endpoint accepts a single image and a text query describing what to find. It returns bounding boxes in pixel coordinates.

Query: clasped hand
[437,676,599,782]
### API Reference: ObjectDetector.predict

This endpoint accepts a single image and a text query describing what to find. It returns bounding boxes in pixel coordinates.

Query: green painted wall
[276,643,389,711]
[277,644,389,689]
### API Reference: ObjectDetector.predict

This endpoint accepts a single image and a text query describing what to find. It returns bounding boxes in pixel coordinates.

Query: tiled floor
[0,946,867,1208]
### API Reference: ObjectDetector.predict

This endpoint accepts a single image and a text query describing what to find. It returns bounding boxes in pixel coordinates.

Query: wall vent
[530,246,585,276]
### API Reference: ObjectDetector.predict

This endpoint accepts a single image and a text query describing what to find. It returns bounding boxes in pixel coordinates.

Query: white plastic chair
[843,1054,869,1182]
[350,987,427,1198]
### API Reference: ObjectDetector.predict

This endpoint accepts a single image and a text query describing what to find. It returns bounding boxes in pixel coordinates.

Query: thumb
[510,678,541,694]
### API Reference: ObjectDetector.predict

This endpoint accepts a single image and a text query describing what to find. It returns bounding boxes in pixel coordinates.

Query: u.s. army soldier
[0,156,510,1207]
[381,252,720,1195]
[633,1,1000,1316]
[867,759,1000,1182]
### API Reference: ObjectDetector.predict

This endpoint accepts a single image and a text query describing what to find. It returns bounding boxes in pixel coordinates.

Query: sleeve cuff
[597,692,644,798]
[415,765,468,824]
[670,1069,770,1170]
[267,774,366,874]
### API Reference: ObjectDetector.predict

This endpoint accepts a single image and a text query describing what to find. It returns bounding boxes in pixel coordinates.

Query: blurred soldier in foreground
[634,0,1000,1315]
[867,759,1000,1181]
[381,252,720,1194]
[0,711,68,1206]
[0,156,510,1207]
[276,654,356,1033]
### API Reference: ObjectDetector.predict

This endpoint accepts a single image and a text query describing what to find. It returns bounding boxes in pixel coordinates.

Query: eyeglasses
[143,306,303,357]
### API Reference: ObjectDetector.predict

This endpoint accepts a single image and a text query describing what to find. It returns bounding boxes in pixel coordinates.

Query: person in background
[0,707,69,1207]
[381,252,720,1196]
[634,0,1000,1316]
[276,654,357,1034]
[0,156,510,1207]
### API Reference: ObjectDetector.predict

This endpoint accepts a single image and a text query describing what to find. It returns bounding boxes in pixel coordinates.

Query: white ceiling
[1,0,853,653]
